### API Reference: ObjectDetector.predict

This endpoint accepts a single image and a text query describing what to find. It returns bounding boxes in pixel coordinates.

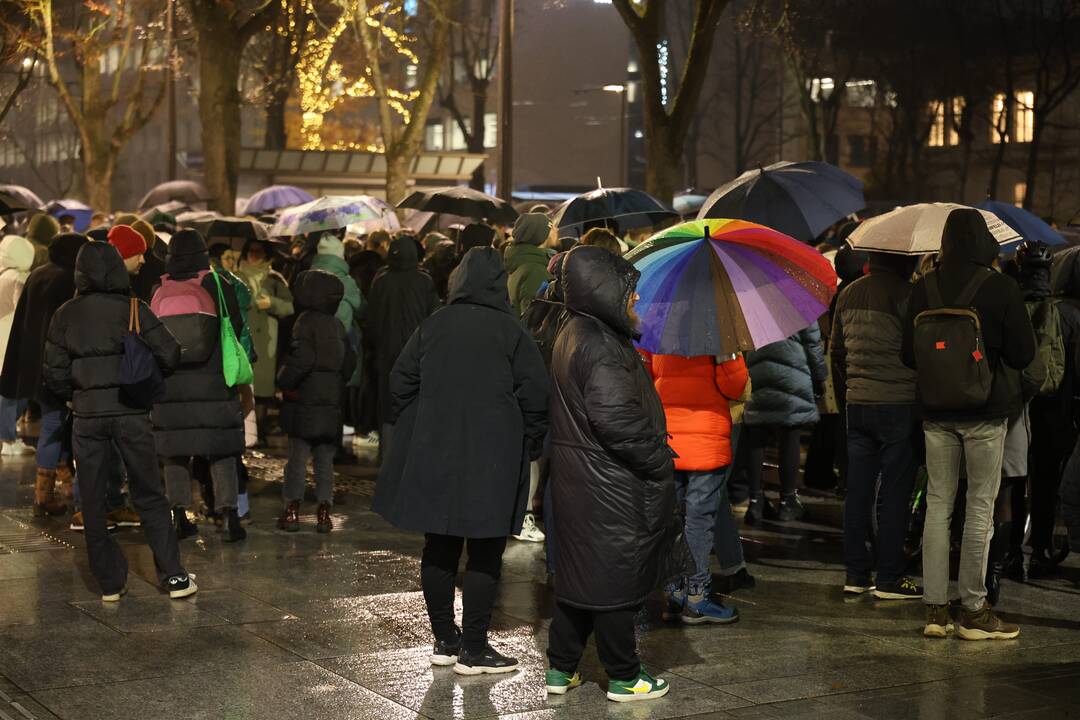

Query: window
[425,123,444,151]
[449,118,471,151]
[928,102,945,147]
[848,134,876,168]
[404,0,418,15]
[1014,90,1034,143]
[483,112,497,148]
[991,93,1008,144]
[1014,182,1027,207]
[405,64,418,90]
[845,80,876,108]
[948,97,964,146]
[809,77,835,102]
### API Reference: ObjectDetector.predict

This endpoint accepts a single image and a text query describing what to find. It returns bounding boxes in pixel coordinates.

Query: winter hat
[458,222,496,255]
[115,214,157,250]
[512,212,553,247]
[317,234,346,259]
[107,225,147,259]
[25,213,60,247]
[0,234,35,273]
[166,229,210,277]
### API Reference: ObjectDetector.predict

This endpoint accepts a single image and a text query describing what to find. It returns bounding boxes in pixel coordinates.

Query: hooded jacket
[374,247,549,538]
[743,323,827,427]
[365,236,440,426]
[504,242,553,317]
[548,245,679,610]
[0,235,36,365]
[831,252,918,406]
[310,236,364,331]
[278,269,355,443]
[43,242,180,417]
[1,233,88,402]
[902,209,1036,421]
[238,245,293,396]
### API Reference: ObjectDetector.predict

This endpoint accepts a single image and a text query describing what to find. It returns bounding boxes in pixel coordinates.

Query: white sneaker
[512,512,545,542]
[353,432,380,447]
[1,441,34,456]
[342,425,355,437]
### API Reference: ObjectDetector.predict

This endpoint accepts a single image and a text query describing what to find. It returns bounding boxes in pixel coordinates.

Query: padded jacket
[743,322,827,427]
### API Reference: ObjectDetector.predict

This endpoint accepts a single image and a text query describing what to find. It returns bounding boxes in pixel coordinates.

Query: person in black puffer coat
[150,230,248,542]
[43,242,193,600]
[742,323,827,524]
[277,269,355,534]
[545,245,677,701]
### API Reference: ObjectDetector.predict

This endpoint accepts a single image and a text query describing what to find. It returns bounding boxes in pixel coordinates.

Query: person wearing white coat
[0,235,36,454]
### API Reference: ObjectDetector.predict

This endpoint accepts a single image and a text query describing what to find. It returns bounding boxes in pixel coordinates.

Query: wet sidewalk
[1,448,1080,720]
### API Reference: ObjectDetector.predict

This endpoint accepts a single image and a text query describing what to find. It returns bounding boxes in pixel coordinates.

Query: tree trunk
[988,134,1007,201]
[385,152,412,208]
[265,96,288,150]
[644,125,680,204]
[82,141,115,212]
[1022,119,1045,210]
[468,87,487,190]
[196,25,245,214]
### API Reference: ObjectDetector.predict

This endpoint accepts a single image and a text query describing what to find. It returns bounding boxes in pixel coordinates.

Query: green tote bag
[210,268,254,387]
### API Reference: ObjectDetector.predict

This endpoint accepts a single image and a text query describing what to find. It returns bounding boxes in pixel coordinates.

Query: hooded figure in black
[150,230,247,542]
[43,242,193,600]
[365,235,440,434]
[276,269,355,534]
[545,245,678,695]
[374,247,549,675]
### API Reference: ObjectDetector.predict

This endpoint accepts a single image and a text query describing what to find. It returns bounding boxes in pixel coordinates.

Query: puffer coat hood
[49,232,88,270]
[448,247,511,312]
[0,235,35,273]
[293,268,344,315]
[744,323,828,427]
[562,244,640,339]
[75,242,131,296]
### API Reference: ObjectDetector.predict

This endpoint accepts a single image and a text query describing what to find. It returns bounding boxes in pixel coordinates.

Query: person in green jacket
[310,233,364,332]
[504,212,554,317]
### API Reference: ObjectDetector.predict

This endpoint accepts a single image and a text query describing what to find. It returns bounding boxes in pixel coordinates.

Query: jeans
[37,397,70,470]
[922,418,1007,611]
[0,396,25,442]
[283,437,335,505]
[746,424,802,497]
[844,404,919,586]
[547,602,640,682]
[421,533,507,653]
[164,456,239,512]
[714,423,746,575]
[669,468,726,594]
[72,414,184,594]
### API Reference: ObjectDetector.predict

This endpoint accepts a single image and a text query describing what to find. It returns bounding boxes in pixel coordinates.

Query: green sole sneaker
[607,671,669,702]
[545,669,582,695]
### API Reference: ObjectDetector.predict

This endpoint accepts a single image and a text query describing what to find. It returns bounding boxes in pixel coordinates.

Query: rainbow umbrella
[626,219,837,356]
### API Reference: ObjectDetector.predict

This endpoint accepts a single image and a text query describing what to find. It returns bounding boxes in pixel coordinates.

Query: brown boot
[55,465,74,503]
[277,500,300,532]
[33,468,67,517]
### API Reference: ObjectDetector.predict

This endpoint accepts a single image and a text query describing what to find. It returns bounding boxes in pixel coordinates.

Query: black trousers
[72,414,184,595]
[547,601,641,681]
[421,533,507,654]
[746,424,803,497]
[1028,410,1071,552]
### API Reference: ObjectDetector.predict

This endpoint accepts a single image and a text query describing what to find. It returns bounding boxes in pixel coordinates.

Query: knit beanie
[114,214,157,251]
[458,223,496,255]
[166,229,210,276]
[26,213,60,247]
[107,225,147,259]
[512,212,552,247]
[317,234,345,259]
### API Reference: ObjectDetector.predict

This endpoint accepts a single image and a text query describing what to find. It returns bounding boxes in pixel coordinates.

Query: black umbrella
[138,180,211,211]
[0,184,43,213]
[0,191,32,215]
[205,216,271,251]
[551,187,677,237]
[397,185,518,224]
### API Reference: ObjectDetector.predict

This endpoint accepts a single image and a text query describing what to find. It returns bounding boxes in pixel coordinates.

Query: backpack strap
[925,272,944,309]
[955,268,992,308]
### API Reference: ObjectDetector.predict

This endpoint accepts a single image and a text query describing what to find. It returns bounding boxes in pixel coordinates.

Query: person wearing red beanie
[107,225,146,275]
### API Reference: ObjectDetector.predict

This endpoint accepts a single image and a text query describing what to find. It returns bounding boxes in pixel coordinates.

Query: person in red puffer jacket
[641,351,749,625]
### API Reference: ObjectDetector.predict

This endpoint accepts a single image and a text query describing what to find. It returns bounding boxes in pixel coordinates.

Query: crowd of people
[2,198,1079,703]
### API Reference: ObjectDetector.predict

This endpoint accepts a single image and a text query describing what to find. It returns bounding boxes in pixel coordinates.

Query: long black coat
[278,270,355,443]
[1,233,88,403]
[150,264,246,459]
[548,245,677,611]
[374,248,549,539]
[42,243,180,417]
[365,236,440,427]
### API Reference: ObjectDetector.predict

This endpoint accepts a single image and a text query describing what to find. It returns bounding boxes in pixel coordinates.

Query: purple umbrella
[243,185,315,215]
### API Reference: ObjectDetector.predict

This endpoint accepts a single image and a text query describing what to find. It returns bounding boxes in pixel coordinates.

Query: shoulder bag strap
[129,297,140,334]
[209,268,230,322]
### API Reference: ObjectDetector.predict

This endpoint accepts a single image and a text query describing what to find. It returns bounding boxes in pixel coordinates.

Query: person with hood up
[422,234,458,302]
[374,247,549,675]
[544,245,676,703]
[25,212,60,270]
[42,241,195,601]
[276,269,355,533]
[0,234,35,454]
[310,233,364,332]
[365,234,440,439]
[831,250,923,600]
[505,212,554,317]
[902,208,1036,640]
[1,232,88,516]
[742,323,827,523]
[151,230,249,542]
[457,222,495,260]
[113,215,166,303]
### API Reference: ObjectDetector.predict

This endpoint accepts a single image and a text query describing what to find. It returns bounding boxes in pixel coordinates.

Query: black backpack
[913,269,994,411]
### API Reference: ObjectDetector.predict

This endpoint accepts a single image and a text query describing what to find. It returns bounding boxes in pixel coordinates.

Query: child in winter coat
[276,269,356,533]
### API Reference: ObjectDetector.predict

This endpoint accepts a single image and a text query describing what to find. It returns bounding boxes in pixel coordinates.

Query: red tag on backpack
[972,350,983,362]
[935,341,946,350]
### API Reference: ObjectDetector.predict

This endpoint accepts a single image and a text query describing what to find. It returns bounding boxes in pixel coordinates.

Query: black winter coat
[131,242,167,304]
[744,323,827,427]
[43,242,180,417]
[374,248,549,538]
[548,245,678,611]
[1,233,87,403]
[365,237,440,427]
[151,267,246,459]
[278,270,355,443]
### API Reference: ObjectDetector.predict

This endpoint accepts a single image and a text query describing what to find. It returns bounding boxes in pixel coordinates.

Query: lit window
[1014,90,1034,143]
[1014,182,1026,207]
[404,0,418,16]
[449,118,471,151]
[809,77,835,103]
[928,102,945,147]
[845,80,875,108]
[991,93,1008,144]
[627,59,639,73]
[425,123,444,151]
[633,129,644,139]
[483,113,497,148]
[405,64,418,90]
[948,97,964,146]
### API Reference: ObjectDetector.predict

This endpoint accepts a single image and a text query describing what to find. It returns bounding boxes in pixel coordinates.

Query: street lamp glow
[602,84,626,93]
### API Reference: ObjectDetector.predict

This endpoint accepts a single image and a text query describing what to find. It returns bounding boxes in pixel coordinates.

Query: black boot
[223,507,246,543]
[985,521,1011,606]
[1028,547,1059,579]
[1002,546,1026,582]
[173,506,198,540]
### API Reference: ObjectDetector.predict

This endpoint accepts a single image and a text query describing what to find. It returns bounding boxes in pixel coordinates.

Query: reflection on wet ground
[1,446,1079,719]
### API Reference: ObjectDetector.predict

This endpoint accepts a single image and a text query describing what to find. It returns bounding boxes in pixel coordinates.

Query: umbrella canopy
[43,199,93,232]
[848,203,1021,256]
[243,185,316,215]
[138,180,211,211]
[270,195,387,237]
[673,193,708,217]
[0,191,30,215]
[976,200,1067,253]
[626,219,838,356]
[345,196,400,235]
[397,185,518,224]
[551,187,676,237]
[1051,245,1080,295]
[698,161,865,242]
[205,216,270,251]
[0,184,43,211]
[175,210,223,236]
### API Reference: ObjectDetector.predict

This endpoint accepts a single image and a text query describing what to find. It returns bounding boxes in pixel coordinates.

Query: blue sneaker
[682,593,739,625]
[662,586,686,621]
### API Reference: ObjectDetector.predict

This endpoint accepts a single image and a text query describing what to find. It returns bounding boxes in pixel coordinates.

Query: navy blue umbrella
[697,161,865,243]
[976,200,1066,254]
[551,187,677,237]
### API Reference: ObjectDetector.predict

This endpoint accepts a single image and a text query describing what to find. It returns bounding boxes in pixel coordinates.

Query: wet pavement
[2,442,1080,720]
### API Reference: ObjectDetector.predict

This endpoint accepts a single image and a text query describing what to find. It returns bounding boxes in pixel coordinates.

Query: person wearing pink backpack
[150,230,249,542]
